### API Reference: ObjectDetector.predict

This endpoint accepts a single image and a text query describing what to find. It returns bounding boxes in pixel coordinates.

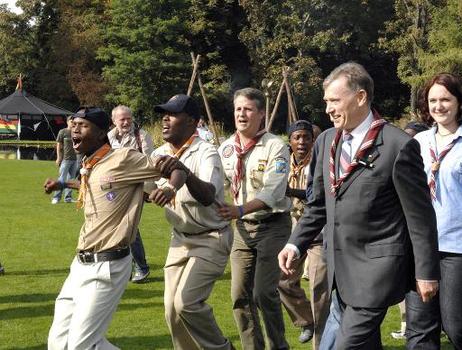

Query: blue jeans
[406,252,462,350]
[53,160,78,202]
[319,290,384,350]
[319,290,340,350]
[131,229,149,273]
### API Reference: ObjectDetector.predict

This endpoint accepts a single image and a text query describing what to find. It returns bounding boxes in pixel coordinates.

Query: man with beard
[217,87,291,350]
[278,120,329,349]
[151,94,234,350]
[44,107,187,350]
[278,62,439,349]
[108,105,154,283]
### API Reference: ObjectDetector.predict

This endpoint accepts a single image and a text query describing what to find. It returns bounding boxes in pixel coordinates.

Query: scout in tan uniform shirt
[108,104,155,283]
[150,94,234,350]
[278,120,329,350]
[217,88,291,350]
[44,107,187,350]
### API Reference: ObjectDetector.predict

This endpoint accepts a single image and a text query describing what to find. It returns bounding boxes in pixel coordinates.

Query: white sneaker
[51,198,59,204]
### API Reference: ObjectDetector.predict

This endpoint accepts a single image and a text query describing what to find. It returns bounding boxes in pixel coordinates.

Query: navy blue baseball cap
[154,94,200,119]
[288,120,314,137]
[72,106,111,131]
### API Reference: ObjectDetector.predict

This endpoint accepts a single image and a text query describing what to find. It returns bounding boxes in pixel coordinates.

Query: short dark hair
[418,73,462,126]
[323,62,374,106]
[233,88,265,111]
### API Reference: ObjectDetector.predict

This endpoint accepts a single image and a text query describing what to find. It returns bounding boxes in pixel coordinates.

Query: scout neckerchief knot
[76,144,112,209]
[231,129,266,202]
[329,110,387,196]
[166,131,198,208]
[428,133,460,200]
[288,152,310,189]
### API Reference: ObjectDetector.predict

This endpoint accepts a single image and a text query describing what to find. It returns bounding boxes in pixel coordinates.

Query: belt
[239,212,289,225]
[77,247,130,264]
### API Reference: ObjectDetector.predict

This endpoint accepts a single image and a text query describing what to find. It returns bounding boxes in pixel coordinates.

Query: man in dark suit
[278,62,440,349]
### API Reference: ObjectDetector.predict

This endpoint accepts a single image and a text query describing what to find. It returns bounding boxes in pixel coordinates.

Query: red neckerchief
[329,110,386,196]
[231,129,266,202]
[428,132,460,200]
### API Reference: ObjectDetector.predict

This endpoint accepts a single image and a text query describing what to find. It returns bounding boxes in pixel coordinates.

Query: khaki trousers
[231,214,291,350]
[164,227,233,350]
[48,254,131,350]
[278,244,329,349]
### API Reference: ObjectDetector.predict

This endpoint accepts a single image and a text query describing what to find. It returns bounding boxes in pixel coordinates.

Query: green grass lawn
[0,159,452,349]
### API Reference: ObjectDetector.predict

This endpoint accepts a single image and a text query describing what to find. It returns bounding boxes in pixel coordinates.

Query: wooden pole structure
[266,80,285,132]
[187,55,201,96]
[190,52,221,146]
[283,67,299,124]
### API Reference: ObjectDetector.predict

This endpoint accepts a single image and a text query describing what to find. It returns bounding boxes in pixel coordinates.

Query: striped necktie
[339,133,353,176]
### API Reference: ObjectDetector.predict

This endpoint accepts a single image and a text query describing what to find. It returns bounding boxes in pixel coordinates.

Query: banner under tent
[0,76,73,140]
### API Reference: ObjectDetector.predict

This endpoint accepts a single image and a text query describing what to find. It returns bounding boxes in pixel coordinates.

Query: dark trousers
[320,289,386,350]
[406,252,462,350]
[130,229,149,273]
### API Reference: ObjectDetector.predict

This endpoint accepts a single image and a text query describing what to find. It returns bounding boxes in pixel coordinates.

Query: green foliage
[99,0,191,122]
[418,0,462,78]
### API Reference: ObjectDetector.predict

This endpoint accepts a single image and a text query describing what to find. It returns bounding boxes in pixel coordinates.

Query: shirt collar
[345,110,373,140]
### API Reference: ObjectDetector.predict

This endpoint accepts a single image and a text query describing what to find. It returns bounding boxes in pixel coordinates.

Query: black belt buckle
[77,251,96,264]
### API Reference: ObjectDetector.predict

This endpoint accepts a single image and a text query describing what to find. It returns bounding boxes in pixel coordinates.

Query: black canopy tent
[0,87,73,140]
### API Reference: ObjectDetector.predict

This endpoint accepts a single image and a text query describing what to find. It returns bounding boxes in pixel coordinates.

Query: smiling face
[161,112,197,148]
[289,129,313,162]
[234,95,265,139]
[428,83,460,129]
[323,76,368,132]
[112,110,133,135]
[71,117,106,156]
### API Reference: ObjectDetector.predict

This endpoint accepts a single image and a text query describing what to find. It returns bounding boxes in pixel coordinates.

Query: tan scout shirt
[153,137,229,234]
[219,132,291,220]
[77,148,161,252]
[108,125,154,155]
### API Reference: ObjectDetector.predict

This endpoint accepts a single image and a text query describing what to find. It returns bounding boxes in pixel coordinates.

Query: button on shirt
[77,148,161,252]
[219,132,291,220]
[414,125,462,254]
[153,137,229,234]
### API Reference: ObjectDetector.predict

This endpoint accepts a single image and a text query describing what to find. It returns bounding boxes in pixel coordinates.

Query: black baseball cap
[72,106,111,131]
[154,94,200,119]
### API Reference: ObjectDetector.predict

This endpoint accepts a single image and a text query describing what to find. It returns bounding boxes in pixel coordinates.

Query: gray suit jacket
[290,124,440,308]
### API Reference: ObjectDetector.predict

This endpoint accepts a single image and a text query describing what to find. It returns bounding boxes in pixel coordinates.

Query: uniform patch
[257,163,265,172]
[100,176,114,190]
[106,191,116,201]
[222,144,234,158]
[275,158,288,174]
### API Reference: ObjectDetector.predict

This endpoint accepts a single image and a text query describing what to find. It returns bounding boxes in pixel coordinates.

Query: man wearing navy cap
[151,94,234,350]
[44,107,187,350]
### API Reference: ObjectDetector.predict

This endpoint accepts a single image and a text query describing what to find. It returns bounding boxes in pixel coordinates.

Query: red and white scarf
[428,133,459,200]
[231,130,266,201]
[329,110,386,196]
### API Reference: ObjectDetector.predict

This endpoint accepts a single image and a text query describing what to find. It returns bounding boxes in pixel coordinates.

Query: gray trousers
[48,255,131,350]
[231,214,291,350]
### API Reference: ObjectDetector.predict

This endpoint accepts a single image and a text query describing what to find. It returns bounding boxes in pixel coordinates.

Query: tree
[99,0,191,122]
[418,0,462,78]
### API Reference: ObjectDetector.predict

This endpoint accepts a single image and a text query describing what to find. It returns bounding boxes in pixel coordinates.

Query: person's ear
[357,89,368,107]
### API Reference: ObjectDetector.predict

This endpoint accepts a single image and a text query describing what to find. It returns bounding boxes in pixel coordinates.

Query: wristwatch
[162,182,177,194]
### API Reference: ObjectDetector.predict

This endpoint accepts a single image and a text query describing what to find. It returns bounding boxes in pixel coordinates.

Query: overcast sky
[0,0,22,13]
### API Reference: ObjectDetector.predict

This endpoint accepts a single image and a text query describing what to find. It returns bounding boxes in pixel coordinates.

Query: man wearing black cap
[151,94,234,350]
[44,107,187,350]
